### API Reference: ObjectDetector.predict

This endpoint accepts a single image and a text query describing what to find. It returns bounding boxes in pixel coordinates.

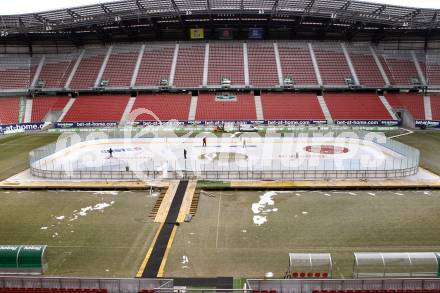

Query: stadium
[0,0,440,292]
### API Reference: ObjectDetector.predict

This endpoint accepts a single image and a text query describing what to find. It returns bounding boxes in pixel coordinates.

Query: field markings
[389,128,414,139]
[215,194,222,249]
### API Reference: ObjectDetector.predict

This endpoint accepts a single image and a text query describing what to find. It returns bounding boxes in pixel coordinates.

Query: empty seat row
[324,93,392,120]
[385,93,425,120]
[131,94,192,121]
[291,272,329,278]
[208,43,245,85]
[3,43,440,89]
[62,95,129,122]
[31,96,70,122]
[261,93,325,120]
[195,93,256,120]
[0,97,20,124]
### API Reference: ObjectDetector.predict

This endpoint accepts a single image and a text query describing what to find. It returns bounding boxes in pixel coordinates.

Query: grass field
[0,133,59,181]
[0,189,158,277]
[395,131,440,175]
[0,130,439,279]
[165,189,440,279]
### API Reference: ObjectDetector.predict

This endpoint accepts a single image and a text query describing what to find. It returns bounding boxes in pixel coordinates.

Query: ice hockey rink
[29,135,420,180]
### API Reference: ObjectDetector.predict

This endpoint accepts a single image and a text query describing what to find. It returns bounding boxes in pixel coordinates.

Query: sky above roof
[1,0,439,15]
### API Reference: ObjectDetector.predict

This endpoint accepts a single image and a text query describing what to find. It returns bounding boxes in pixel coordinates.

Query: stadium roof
[2,0,440,14]
[0,0,439,46]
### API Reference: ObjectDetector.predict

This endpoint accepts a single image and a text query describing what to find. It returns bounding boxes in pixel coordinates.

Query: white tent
[353,252,440,278]
[288,253,332,278]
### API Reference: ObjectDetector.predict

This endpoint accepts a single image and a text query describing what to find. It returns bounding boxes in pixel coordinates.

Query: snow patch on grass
[252,191,280,226]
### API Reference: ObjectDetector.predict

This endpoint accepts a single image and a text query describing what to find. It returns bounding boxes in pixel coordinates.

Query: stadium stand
[384,93,425,120]
[69,48,106,89]
[0,55,36,89]
[31,96,70,122]
[0,97,20,124]
[313,43,352,86]
[101,45,139,87]
[426,52,440,86]
[378,52,419,86]
[135,43,175,87]
[173,43,205,87]
[195,93,256,120]
[277,42,318,86]
[208,42,245,86]
[431,95,440,120]
[131,94,192,121]
[261,92,325,120]
[324,93,393,120]
[347,46,385,87]
[247,42,279,87]
[38,54,78,89]
[0,289,107,293]
[62,95,129,122]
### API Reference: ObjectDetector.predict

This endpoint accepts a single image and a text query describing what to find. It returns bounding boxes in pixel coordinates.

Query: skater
[242,138,246,148]
[108,148,113,158]
[184,149,187,160]
[202,137,207,147]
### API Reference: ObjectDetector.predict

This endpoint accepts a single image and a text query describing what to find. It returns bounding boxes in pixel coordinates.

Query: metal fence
[29,130,420,180]
[0,276,172,293]
[246,278,440,293]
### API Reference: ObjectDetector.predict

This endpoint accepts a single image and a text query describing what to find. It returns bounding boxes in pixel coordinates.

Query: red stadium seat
[62,95,129,122]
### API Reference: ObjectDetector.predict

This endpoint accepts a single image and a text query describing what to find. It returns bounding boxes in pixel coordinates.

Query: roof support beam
[66,9,81,18]
[371,4,387,16]
[424,11,438,50]
[293,0,316,31]
[268,0,280,25]
[239,0,244,21]
[100,4,113,14]
[340,0,351,12]
[399,9,421,22]
[18,17,32,54]
[135,0,146,10]
[33,14,49,24]
[169,0,184,26]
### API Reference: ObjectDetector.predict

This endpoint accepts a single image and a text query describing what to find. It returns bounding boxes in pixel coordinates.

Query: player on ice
[108,148,114,159]
[202,137,207,147]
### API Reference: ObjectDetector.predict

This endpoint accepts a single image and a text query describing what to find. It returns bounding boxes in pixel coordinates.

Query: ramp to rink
[138,180,189,278]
